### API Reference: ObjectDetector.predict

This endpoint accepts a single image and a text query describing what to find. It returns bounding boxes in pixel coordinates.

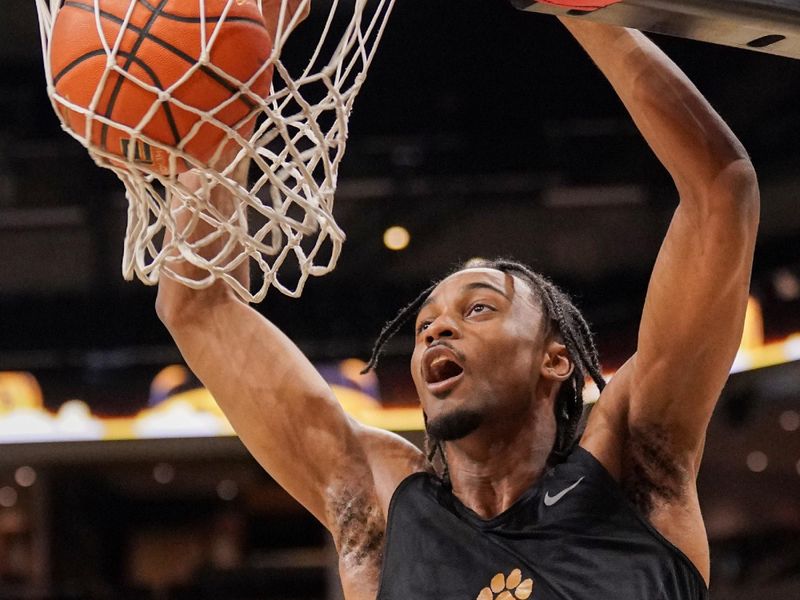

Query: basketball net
[35,0,395,302]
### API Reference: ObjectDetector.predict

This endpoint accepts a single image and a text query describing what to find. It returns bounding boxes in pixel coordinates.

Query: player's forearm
[560,18,753,203]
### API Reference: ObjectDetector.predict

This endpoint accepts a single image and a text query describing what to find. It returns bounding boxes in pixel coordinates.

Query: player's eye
[467,303,492,316]
[416,320,432,334]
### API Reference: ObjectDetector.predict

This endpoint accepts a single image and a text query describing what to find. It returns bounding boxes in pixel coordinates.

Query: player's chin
[426,407,483,441]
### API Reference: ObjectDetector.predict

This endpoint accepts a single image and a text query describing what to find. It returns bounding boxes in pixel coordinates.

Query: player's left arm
[564,21,759,476]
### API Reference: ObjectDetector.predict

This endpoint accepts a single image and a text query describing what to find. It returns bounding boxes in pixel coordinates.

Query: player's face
[410,268,548,441]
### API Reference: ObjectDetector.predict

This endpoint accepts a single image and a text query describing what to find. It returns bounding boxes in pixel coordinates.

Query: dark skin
[157,16,759,599]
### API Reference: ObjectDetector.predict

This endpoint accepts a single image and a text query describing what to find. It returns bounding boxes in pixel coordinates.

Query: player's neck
[444,408,555,520]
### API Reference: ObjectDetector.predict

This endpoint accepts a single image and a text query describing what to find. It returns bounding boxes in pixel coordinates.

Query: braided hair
[361,258,606,480]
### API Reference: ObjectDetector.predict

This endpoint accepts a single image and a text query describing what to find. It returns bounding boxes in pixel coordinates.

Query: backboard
[512,0,800,60]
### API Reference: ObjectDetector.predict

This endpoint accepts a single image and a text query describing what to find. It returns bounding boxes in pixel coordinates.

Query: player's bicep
[630,160,759,445]
[163,296,379,527]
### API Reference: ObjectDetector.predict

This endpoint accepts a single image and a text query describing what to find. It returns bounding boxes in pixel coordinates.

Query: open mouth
[423,347,465,394]
[426,356,464,384]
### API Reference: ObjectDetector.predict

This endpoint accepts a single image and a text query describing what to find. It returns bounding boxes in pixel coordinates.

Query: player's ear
[540,340,573,382]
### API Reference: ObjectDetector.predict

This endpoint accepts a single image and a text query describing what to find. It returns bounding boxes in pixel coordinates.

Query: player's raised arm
[156,148,422,600]
[562,18,759,582]
[155,162,424,580]
[562,18,759,456]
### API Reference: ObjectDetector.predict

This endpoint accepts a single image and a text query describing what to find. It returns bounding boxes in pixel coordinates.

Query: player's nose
[424,313,461,345]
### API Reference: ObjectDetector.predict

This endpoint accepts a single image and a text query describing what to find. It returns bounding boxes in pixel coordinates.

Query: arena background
[1,0,799,598]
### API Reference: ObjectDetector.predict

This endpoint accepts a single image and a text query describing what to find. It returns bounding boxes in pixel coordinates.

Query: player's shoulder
[354,423,426,464]
[352,423,427,512]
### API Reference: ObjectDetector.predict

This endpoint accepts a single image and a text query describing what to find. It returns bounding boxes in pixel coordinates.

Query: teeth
[430,356,449,368]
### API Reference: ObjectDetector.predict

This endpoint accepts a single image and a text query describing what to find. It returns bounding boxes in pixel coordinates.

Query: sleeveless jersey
[377,446,708,600]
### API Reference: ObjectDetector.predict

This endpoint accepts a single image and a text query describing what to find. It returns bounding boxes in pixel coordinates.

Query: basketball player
[156,13,759,600]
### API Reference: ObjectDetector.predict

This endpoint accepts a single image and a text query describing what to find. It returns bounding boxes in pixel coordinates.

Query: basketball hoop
[35,0,396,302]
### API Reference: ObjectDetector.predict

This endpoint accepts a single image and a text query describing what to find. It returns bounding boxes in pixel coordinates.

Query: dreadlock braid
[360,282,436,374]
[362,258,606,480]
[424,421,451,488]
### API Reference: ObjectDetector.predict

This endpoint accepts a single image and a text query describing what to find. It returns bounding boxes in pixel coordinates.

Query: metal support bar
[511,0,800,60]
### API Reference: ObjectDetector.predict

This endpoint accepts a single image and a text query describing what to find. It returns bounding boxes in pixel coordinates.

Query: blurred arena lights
[746,451,768,473]
[780,410,800,432]
[153,463,175,485]
[772,268,800,301]
[216,480,239,501]
[0,486,18,508]
[383,225,410,251]
[731,335,800,373]
[14,466,36,488]
[2,321,800,444]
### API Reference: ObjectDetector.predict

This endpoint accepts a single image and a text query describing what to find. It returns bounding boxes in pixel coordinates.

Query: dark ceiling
[1,0,800,367]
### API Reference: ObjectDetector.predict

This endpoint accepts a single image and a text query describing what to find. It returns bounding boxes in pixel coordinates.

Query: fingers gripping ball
[49,0,273,174]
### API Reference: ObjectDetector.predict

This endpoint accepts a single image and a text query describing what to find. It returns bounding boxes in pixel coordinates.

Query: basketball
[48,0,273,174]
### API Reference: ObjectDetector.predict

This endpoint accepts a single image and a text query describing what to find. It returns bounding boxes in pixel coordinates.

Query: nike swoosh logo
[543,476,585,506]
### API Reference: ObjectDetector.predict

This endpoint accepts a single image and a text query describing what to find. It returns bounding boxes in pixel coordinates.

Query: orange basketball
[49,0,273,174]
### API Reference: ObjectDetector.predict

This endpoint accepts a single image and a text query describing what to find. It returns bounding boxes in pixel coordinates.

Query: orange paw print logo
[476,568,534,600]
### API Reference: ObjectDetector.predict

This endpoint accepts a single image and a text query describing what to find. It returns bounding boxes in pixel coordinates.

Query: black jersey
[377,446,708,600]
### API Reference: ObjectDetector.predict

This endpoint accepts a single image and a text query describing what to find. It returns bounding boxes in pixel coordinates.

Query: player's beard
[426,408,483,441]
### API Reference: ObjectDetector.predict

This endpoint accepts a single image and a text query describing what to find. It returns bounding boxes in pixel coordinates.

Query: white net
[35,0,396,302]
